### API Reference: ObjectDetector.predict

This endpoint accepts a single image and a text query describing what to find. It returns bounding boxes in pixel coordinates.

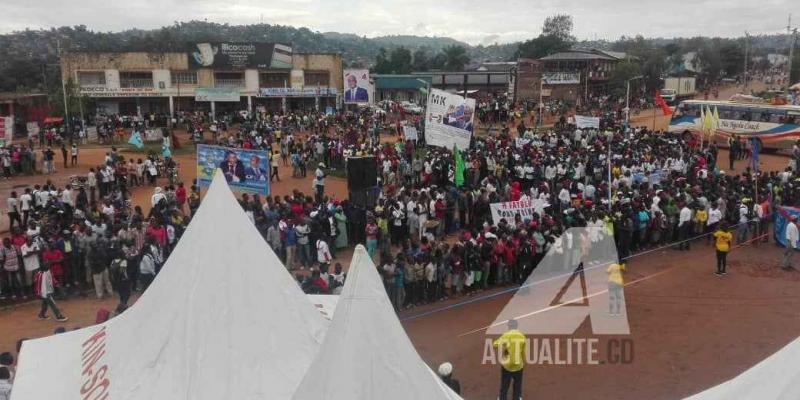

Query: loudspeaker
[346,156,378,191]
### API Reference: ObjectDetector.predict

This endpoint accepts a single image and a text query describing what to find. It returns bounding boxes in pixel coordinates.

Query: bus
[668,99,800,150]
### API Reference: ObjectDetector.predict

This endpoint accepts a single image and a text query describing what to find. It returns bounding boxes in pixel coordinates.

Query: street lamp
[624,75,644,137]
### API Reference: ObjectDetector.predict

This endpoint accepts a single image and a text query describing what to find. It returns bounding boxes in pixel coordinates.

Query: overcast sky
[1,0,797,45]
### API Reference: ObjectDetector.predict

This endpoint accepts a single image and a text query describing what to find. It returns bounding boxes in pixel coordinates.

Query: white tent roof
[292,245,462,400]
[685,337,800,400]
[11,171,328,400]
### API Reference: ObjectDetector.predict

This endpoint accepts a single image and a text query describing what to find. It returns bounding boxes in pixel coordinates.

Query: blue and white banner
[197,144,270,196]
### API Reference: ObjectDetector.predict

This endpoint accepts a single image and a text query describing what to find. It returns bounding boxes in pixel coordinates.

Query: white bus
[668,99,800,150]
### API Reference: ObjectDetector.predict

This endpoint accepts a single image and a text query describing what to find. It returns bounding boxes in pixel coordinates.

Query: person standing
[6,191,21,231]
[70,143,78,167]
[314,163,326,203]
[677,203,692,250]
[270,151,280,183]
[782,215,798,271]
[33,262,68,322]
[493,319,526,400]
[713,223,732,276]
[87,168,97,204]
[19,188,32,227]
[437,362,461,395]
[60,144,68,169]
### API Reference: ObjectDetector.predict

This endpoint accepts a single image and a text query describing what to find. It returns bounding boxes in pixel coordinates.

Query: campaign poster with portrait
[425,88,475,150]
[197,144,270,196]
[343,69,370,104]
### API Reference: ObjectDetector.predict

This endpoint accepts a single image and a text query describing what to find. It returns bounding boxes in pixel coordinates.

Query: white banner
[144,128,163,142]
[515,138,544,149]
[26,121,39,139]
[0,117,12,143]
[575,115,600,129]
[425,88,474,150]
[490,199,549,225]
[403,125,418,141]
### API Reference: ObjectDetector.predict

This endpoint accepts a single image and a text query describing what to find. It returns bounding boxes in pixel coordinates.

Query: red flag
[654,90,673,116]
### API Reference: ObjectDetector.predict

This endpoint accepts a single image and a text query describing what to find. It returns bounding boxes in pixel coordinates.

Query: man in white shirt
[316,238,332,271]
[19,188,33,226]
[706,204,723,244]
[737,202,750,244]
[783,215,799,270]
[678,204,693,250]
[20,237,41,289]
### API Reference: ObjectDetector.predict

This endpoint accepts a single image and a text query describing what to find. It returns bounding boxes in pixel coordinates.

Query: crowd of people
[1,87,798,399]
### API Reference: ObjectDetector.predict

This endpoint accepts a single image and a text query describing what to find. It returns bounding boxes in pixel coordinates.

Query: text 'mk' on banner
[425,88,475,151]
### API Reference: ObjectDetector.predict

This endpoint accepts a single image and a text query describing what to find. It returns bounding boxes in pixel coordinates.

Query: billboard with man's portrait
[197,144,270,196]
[343,69,370,104]
[424,88,475,150]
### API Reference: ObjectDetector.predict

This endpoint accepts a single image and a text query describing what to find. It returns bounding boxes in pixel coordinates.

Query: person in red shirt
[175,182,187,213]
[145,219,167,247]
[42,241,64,291]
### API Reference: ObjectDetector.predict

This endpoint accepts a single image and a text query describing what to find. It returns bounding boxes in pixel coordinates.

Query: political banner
[197,144,270,196]
[515,138,544,149]
[195,87,241,102]
[490,199,549,225]
[343,69,370,104]
[575,115,600,129]
[403,125,418,141]
[774,206,800,247]
[26,121,39,139]
[290,69,305,90]
[425,88,475,150]
[189,42,292,69]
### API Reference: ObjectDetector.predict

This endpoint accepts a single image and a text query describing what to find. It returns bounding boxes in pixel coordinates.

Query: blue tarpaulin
[773,206,800,247]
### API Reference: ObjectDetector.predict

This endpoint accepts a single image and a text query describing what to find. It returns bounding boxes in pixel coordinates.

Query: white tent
[685,337,800,399]
[11,171,328,400]
[292,245,462,400]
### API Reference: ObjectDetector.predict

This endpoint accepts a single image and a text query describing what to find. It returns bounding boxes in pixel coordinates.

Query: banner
[290,70,305,90]
[542,72,580,85]
[490,199,549,225]
[144,128,163,142]
[515,138,544,149]
[258,87,337,97]
[403,125,418,141]
[197,144,270,196]
[195,87,241,102]
[0,117,12,143]
[189,42,292,69]
[774,206,800,247]
[425,88,475,150]
[343,69,370,104]
[575,115,600,129]
[26,121,40,139]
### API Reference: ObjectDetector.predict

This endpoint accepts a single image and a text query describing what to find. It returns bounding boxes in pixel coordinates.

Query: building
[372,74,431,104]
[512,58,544,102]
[539,48,631,102]
[60,43,343,117]
[412,70,509,97]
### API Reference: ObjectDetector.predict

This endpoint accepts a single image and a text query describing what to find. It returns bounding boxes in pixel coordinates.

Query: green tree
[441,45,469,71]
[608,60,643,98]
[719,41,745,77]
[412,47,431,71]
[517,14,575,59]
[373,47,392,74]
[389,46,413,74]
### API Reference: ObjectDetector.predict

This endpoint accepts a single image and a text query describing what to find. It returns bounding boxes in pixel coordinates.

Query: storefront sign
[195,87,241,102]
[79,86,161,97]
[258,87,337,97]
[189,42,292,69]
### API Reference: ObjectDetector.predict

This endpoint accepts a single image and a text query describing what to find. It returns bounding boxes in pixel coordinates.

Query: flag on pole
[453,145,465,187]
[654,90,673,116]
[128,131,144,149]
[751,136,760,173]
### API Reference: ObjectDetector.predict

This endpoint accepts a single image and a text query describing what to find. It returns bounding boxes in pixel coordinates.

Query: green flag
[454,145,465,187]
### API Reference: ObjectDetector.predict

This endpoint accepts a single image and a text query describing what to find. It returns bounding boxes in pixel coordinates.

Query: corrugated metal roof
[373,75,432,90]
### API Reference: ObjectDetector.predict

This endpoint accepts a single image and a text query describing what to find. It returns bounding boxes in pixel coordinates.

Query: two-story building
[539,48,630,103]
[60,43,343,118]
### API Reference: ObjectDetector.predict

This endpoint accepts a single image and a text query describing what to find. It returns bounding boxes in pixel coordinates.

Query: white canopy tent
[292,245,462,400]
[11,171,328,400]
[684,337,800,400]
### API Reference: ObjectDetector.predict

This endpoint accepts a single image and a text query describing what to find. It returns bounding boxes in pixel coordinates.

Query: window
[259,72,289,88]
[77,71,105,86]
[304,71,330,87]
[171,71,197,85]
[119,72,153,88]
[214,72,244,88]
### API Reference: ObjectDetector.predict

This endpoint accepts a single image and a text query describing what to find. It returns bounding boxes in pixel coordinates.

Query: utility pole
[743,31,750,92]
[789,28,798,87]
[57,38,71,138]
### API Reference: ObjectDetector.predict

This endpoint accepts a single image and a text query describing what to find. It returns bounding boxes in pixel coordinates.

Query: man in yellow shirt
[607,261,625,316]
[713,223,733,276]
[493,319,526,400]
